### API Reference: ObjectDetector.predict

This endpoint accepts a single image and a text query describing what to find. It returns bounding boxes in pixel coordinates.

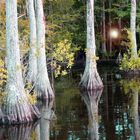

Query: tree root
[36,82,55,100]
[0,101,40,125]
[80,69,103,90]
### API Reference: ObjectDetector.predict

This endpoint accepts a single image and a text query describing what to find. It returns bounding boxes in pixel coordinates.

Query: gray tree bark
[35,0,54,99]
[80,0,103,90]
[130,0,137,57]
[27,0,37,84]
[102,0,106,55]
[109,0,112,53]
[0,0,40,124]
[132,91,140,140]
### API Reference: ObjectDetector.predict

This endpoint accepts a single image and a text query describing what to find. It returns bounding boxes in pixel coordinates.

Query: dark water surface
[0,66,140,140]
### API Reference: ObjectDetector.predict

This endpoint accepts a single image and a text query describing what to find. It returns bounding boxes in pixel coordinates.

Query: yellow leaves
[120,78,140,94]
[51,39,77,77]
[25,82,37,105]
[85,48,99,62]
[26,93,37,105]
[0,92,6,105]
[121,28,134,49]
[61,70,67,76]
[120,54,140,71]
[0,59,7,89]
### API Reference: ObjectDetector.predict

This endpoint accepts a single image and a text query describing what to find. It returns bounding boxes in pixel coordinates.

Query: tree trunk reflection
[81,89,103,140]
[36,99,55,140]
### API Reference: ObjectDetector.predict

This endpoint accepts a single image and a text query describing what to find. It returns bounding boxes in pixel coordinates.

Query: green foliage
[120,54,140,71]
[120,78,140,93]
[120,78,140,117]
[120,29,140,71]
[121,29,133,49]
[49,39,79,77]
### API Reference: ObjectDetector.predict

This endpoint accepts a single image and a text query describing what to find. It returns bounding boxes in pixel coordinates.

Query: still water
[0,66,140,140]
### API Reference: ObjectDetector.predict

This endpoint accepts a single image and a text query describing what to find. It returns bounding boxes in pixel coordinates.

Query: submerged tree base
[80,69,103,90]
[0,105,40,125]
[0,94,40,125]
[36,86,55,100]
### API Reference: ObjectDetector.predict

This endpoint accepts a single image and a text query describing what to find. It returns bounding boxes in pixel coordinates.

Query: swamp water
[0,66,140,140]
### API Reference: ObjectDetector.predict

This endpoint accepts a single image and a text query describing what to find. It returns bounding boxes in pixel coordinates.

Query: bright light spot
[110,29,119,39]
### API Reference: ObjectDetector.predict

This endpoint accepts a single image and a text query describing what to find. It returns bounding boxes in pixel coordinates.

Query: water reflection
[81,89,103,140]
[0,123,35,140]
[0,71,140,140]
[35,99,55,140]
[121,78,140,140]
[0,100,55,140]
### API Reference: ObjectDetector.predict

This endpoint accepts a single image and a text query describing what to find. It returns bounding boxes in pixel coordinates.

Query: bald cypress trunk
[109,0,112,53]
[80,0,103,90]
[0,0,40,124]
[35,0,54,99]
[133,91,140,140]
[102,0,106,55]
[27,0,37,83]
[130,0,137,57]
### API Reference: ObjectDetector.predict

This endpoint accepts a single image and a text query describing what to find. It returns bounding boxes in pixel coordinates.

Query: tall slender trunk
[80,0,103,90]
[133,90,140,140]
[35,0,54,99]
[102,0,106,56]
[118,18,121,44]
[109,0,112,53]
[1,0,40,124]
[27,0,37,83]
[130,0,137,57]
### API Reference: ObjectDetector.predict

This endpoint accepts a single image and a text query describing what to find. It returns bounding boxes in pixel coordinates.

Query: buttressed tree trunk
[80,0,103,90]
[35,0,54,99]
[1,0,40,124]
[27,0,37,83]
[130,0,137,57]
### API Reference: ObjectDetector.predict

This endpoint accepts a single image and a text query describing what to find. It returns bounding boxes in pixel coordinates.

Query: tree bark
[130,0,137,57]
[133,90,140,140]
[102,0,106,56]
[27,0,37,84]
[80,0,103,90]
[35,0,54,99]
[0,0,40,124]
[109,0,112,53]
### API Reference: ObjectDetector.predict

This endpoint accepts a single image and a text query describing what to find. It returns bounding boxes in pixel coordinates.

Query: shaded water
[0,66,140,140]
